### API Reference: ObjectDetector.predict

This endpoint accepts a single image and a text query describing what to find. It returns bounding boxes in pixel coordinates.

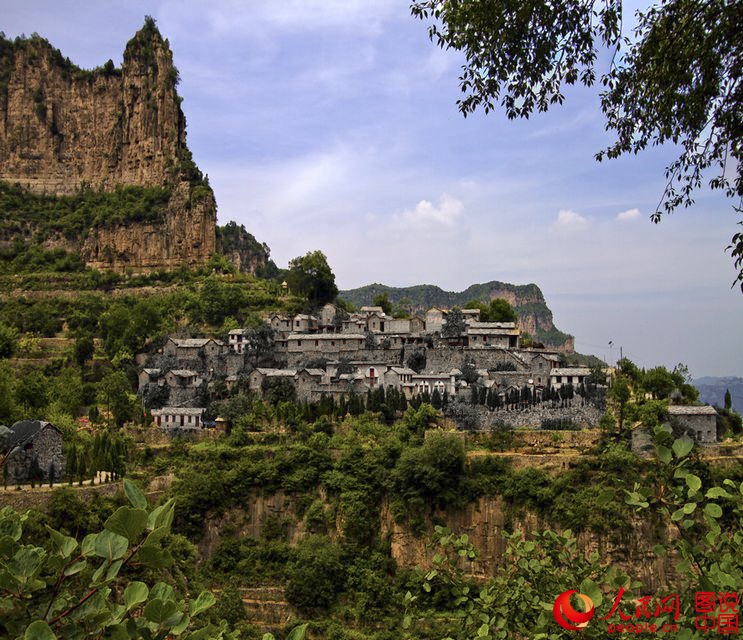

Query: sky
[4,1,742,377]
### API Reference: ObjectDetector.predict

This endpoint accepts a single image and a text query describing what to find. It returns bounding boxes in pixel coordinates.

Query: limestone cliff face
[0,21,216,271]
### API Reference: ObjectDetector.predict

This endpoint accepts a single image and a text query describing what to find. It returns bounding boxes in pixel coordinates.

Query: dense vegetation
[0,181,172,241]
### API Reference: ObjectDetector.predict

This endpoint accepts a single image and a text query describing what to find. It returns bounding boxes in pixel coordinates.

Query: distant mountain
[693,377,743,413]
[339,281,573,350]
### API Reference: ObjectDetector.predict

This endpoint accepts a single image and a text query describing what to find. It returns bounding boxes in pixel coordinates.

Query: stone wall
[4,426,66,484]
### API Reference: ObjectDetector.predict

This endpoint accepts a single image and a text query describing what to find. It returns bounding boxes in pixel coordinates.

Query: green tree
[97,369,134,428]
[286,250,338,306]
[411,0,743,287]
[72,333,95,367]
[0,321,18,358]
[372,292,393,315]
[724,388,732,410]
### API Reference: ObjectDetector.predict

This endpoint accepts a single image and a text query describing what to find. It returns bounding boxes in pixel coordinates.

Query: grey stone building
[668,405,718,443]
[1,420,66,484]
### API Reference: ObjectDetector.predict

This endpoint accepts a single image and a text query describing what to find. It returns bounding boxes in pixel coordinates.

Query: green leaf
[706,487,733,499]
[171,615,190,635]
[12,547,46,580]
[147,499,175,532]
[190,590,216,617]
[579,577,603,608]
[477,623,489,637]
[135,545,173,569]
[143,597,180,625]
[123,478,147,509]
[151,582,176,601]
[105,507,148,543]
[46,526,78,559]
[24,620,56,640]
[81,533,97,557]
[63,560,87,577]
[94,530,128,562]
[124,581,149,609]
[105,559,123,582]
[685,474,702,495]
[287,623,308,640]
[656,445,672,464]
[671,507,685,522]
[682,502,697,514]
[704,503,723,518]
[672,436,694,459]
[262,635,276,640]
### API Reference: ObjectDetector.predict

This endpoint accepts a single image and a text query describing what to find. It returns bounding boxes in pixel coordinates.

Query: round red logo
[553,590,595,631]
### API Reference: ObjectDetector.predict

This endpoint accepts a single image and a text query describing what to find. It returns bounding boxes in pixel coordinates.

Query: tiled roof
[668,405,717,415]
[6,420,52,448]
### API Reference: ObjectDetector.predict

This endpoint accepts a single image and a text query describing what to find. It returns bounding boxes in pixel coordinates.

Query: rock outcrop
[0,19,217,272]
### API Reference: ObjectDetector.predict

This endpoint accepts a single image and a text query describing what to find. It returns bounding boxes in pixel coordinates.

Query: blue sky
[4,1,742,377]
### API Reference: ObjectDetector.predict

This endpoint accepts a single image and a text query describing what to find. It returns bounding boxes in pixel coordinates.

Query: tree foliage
[0,479,236,639]
[411,0,743,287]
[464,298,517,322]
[286,250,338,307]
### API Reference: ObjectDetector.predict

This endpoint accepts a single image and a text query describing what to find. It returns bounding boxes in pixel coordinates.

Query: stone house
[292,314,318,333]
[383,366,416,388]
[550,367,590,389]
[668,405,718,443]
[248,368,297,392]
[228,329,248,354]
[425,308,447,333]
[529,353,561,375]
[318,304,337,331]
[286,333,365,355]
[163,338,225,361]
[2,420,65,484]
[270,314,293,337]
[151,407,204,431]
[462,308,481,324]
[366,312,388,333]
[341,315,367,334]
[165,369,202,388]
[138,368,163,389]
[409,317,426,334]
[466,322,520,349]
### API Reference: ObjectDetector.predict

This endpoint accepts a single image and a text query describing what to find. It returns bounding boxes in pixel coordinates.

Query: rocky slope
[0,19,217,272]
[340,281,574,350]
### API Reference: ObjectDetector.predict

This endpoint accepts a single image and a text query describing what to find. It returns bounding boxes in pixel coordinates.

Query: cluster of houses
[136,303,720,443]
[138,304,596,432]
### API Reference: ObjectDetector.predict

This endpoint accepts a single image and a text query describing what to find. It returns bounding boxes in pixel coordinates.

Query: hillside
[0,20,267,275]
[340,281,574,350]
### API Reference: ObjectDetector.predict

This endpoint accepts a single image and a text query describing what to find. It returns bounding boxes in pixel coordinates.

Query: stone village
[136,303,718,444]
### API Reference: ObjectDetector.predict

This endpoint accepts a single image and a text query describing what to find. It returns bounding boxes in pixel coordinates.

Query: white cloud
[554,209,590,229]
[616,207,641,221]
[394,194,464,229]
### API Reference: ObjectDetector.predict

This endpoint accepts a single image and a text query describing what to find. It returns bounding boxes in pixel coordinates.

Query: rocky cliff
[0,19,217,271]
